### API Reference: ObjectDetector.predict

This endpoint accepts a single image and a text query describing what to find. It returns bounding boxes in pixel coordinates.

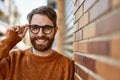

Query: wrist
[6,30,22,47]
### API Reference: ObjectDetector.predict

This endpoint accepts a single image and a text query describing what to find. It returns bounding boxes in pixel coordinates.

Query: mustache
[34,36,49,40]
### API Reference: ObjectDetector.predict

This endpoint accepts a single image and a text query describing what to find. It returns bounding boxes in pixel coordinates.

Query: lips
[35,39,47,45]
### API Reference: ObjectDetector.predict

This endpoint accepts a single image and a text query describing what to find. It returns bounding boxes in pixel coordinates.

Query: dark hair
[27,6,57,27]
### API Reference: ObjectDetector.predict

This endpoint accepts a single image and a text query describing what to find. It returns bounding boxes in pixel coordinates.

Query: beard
[30,35,54,51]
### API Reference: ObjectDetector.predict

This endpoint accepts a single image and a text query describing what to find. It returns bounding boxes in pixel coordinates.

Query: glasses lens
[43,26,53,34]
[30,25,39,34]
[29,25,54,34]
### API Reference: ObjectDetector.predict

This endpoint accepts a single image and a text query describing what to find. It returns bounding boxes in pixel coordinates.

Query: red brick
[74,54,83,65]
[73,42,79,51]
[88,41,110,56]
[96,61,120,80]
[78,41,110,56]
[75,5,83,21]
[79,42,88,53]
[79,12,89,29]
[75,32,78,41]
[84,0,97,12]
[96,10,120,36]
[90,0,110,21]
[75,64,88,80]
[74,22,79,32]
[110,38,120,59]
[75,30,83,41]
[74,2,78,14]
[74,54,96,72]
[83,22,96,39]
[88,75,96,80]
[83,57,96,72]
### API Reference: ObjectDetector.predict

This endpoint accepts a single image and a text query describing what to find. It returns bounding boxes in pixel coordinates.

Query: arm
[0,25,28,79]
[0,30,21,80]
[0,30,22,60]
[0,24,29,60]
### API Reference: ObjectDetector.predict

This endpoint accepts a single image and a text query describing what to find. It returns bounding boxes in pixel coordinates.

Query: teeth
[38,39,45,42]
[36,39,46,44]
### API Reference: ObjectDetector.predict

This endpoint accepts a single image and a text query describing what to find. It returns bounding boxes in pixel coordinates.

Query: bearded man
[0,6,74,80]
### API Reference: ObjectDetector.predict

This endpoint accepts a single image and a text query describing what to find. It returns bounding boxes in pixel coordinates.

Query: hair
[27,6,57,27]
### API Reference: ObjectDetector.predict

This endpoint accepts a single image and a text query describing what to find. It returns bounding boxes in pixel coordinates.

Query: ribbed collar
[25,48,60,62]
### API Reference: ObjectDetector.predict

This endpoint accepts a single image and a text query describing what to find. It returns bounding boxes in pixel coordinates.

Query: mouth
[35,39,47,45]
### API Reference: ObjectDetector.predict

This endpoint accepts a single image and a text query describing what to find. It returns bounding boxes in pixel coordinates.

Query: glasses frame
[29,24,55,34]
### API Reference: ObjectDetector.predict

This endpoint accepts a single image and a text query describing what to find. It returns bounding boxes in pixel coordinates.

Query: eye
[30,25,39,31]
[44,26,51,30]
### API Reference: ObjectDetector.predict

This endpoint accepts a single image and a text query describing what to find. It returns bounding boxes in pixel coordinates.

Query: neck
[32,48,53,57]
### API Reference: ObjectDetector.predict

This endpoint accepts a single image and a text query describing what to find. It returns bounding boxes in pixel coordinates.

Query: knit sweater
[0,30,74,80]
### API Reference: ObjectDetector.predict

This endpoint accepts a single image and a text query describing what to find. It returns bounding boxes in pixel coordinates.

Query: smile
[35,39,47,45]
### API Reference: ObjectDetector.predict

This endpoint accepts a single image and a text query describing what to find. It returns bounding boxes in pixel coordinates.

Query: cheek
[29,31,35,39]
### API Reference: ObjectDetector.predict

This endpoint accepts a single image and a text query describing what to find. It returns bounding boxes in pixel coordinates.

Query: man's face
[29,14,57,51]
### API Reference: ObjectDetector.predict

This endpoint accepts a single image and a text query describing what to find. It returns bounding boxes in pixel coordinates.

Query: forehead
[31,14,53,26]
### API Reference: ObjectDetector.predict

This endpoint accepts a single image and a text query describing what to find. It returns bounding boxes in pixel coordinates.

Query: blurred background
[0,0,74,58]
[0,0,120,80]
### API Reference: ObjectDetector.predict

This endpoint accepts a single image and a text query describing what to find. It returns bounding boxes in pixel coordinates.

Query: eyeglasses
[29,25,55,34]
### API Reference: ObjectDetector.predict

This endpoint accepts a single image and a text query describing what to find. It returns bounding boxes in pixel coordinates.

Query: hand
[9,24,29,38]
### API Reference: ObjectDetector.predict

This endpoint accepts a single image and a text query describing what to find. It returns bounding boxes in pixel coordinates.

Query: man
[0,6,74,80]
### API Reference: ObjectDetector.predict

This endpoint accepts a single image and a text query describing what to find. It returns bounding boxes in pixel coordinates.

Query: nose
[37,28,45,36]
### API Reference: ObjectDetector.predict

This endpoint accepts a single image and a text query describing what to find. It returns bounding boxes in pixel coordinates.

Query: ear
[54,26,58,34]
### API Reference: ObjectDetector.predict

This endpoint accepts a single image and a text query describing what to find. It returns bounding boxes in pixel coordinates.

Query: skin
[9,14,58,57]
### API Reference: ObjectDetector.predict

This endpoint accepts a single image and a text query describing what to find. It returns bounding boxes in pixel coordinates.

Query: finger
[15,27,19,32]
[21,24,29,30]
[10,26,20,32]
[22,26,29,35]
[15,26,22,34]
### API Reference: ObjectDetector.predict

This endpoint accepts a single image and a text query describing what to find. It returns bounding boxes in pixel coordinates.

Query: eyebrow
[29,24,54,27]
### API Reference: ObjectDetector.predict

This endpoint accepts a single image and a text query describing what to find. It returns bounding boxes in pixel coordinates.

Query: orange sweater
[0,30,74,80]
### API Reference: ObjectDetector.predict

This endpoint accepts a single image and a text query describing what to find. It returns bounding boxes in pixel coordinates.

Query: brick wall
[73,0,120,80]
[56,0,74,58]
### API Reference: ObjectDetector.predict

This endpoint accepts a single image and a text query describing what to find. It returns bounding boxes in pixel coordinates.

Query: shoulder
[9,49,27,59]
[54,51,74,73]
[54,50,74,64]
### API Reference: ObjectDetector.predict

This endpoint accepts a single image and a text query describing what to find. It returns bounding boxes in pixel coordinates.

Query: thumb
[18,25,29,38]
[22,24,29,34]
[22,26,29,35]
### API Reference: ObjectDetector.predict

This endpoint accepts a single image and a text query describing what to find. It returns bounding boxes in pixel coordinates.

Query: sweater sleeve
[69,60,74,80]
[0,30,21,60]
[0,30,21,79]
